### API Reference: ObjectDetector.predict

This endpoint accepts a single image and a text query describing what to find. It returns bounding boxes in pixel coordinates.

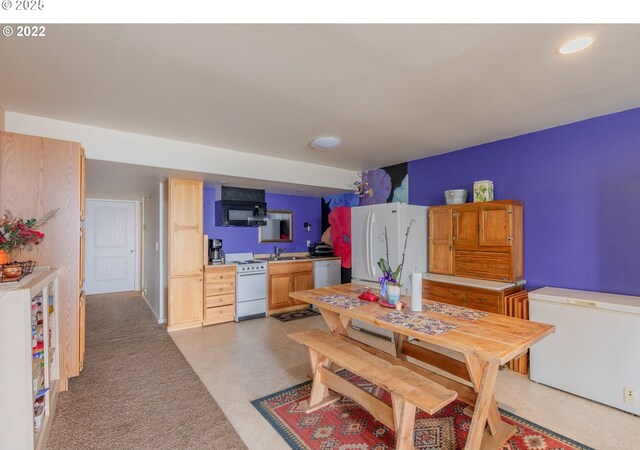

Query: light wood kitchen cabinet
[168,277,203,327]
[428,200,523,282]
[0,131,86,389]
[292,271,313,305]
[80,147,86,222]
[203,265,236,326]
[269,273,293,310]
[267,260,314,313]
[79,291,85,372]
[167,178,204,331]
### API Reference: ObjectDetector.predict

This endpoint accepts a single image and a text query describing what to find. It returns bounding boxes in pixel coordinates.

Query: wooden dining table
[289,283,555,450]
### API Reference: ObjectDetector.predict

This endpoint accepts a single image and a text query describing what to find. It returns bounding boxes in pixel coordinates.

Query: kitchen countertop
[423,273,526,291]
[254,251,339,262]
[205,254,340,267]
[257,255,340,264]
[205,262,237,268]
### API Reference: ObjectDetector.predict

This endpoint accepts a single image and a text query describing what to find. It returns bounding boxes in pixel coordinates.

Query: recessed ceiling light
[310,136,342,150]
[557,36,594,55]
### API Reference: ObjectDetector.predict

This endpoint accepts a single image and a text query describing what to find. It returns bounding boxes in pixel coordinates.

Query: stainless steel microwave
[215,200,267,227]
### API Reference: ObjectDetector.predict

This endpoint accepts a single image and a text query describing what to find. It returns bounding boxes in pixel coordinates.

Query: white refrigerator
[351,202,427,338]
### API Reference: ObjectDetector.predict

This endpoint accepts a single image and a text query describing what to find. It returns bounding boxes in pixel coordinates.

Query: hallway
[47,292,245,450]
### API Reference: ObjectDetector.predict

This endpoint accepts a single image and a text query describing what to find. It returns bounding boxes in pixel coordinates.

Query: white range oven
[226,253,267,322]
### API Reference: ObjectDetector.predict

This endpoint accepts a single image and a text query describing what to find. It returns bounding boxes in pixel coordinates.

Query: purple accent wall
[203,187,322,255]
[409,108,640,296]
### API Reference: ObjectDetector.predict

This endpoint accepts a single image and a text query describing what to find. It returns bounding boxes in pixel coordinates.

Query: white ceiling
[86,160,349,200]
[2,24,640,172]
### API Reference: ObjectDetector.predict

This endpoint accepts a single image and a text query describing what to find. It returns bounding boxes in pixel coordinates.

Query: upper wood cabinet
[428,208,453,275]
[479,203,513,246]
[0,131,85,388]
[167,178,204,331]
[80,147,86,222]
[453,208,478,246]
[168,179,204,278]
[428,200,523,282]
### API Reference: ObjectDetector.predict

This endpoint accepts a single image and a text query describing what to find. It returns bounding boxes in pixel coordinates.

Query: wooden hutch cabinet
[428,200,523,282]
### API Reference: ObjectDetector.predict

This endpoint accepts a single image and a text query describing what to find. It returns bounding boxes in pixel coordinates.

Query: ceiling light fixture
[310,136,342,150]
[557,36,594,55]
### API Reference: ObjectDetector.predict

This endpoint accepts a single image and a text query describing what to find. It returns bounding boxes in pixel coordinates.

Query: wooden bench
[288,329,458,449]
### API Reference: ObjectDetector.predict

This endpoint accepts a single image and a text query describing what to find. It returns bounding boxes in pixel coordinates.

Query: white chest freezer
[529,287,640,415]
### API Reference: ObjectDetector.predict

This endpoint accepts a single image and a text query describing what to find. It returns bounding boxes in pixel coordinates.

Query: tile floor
[170,315,640,450]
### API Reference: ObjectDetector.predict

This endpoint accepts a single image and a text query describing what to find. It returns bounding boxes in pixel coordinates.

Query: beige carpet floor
[47,292,247,450]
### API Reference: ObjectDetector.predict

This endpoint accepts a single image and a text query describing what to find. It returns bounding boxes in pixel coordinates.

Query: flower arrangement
[0,209,58,256]
[353,173,372,198]
[377,219,414,296]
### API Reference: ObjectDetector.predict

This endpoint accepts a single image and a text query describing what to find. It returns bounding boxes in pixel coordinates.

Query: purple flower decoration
[359,169,392,205]
[324,193,359,210]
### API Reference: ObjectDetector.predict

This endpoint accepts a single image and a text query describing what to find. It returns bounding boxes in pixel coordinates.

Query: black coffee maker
[208,238,224,264]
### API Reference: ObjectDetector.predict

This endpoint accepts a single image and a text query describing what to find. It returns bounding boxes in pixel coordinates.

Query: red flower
[328,206,351,269]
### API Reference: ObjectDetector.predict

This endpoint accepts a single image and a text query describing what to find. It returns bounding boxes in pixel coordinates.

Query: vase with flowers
[0,209,58,266]
[377,219,414,305]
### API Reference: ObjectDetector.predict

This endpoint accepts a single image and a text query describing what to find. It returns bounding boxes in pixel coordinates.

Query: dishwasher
[313,258,341,288]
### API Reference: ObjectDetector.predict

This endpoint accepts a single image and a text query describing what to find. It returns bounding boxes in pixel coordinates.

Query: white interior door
[85,200,137,294]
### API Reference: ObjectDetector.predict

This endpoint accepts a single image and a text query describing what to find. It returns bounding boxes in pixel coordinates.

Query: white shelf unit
[0,268,60,450]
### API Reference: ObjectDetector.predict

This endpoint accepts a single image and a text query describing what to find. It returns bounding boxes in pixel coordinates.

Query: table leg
[319,308,350,336]
[305,349,340,413]
[393,332,408,361]
[391,393,417,450]
[464,353,515,450]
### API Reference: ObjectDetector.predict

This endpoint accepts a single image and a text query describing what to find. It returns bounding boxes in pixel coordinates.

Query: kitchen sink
[274,256,311,261]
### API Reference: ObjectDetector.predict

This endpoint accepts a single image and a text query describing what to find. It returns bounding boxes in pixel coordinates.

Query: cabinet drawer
[268,261,313,275]
[205,293,235,308]
[205,270,236,285]
[466,291,501,309]
[423,292,465,307]
[465,300,501,314]
[454,250,511,281]
[205,265,236,274]
[203,304,235,325]
[205,282,235,296]
[423,284,466,302]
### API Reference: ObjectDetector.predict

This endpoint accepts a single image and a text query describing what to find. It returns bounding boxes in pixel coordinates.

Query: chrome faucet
[272,246,286,260]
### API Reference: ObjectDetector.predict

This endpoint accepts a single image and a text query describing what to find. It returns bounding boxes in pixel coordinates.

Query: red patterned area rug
[251,371,593,450]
